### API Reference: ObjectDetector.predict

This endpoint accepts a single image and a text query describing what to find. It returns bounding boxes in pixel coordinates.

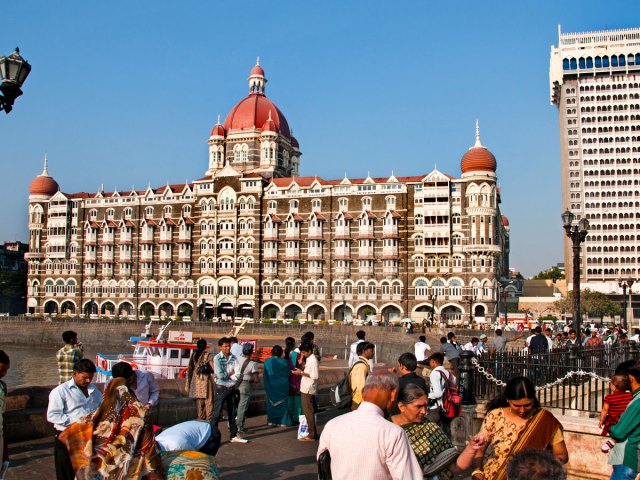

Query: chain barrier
[470,357,611,390]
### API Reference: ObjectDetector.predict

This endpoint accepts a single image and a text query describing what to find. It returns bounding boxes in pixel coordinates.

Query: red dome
[460,146,497,174]
[250,65,265,76]
[224,94,291,137]
[261,117,277,133]
[501,215,509,227]
[290,136,299,149]
[210,123,226,137]
[30,175,59,196]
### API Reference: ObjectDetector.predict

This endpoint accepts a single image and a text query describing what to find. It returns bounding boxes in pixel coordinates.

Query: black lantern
[0,47,32,114]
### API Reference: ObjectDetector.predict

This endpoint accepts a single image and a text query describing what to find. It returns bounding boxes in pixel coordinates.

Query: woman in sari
[185,339,214,421]
[59,377,163,480]
[391,384,492,480]
[471,376,569,480]
[285,337,302,422]
[262,345,293,426]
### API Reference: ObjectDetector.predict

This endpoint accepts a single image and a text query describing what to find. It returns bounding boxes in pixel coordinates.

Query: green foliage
[539,314,559,321]
[554,289,622,319]
[290,319,300,325]
[0,269,27,315]
[532,267,565,281]
[262,318,272,324]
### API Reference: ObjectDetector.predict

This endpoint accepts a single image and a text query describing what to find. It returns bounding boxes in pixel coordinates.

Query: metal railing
[468,343,639,415]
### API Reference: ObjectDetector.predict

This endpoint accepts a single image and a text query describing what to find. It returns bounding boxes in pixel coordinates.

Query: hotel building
[26,62,510,325]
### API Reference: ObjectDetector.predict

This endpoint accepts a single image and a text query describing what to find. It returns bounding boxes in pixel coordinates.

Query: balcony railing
[308,227,323,238]
[335,266,350,276]
[383,266,398,276]
[358,226,374,236]
[286,228,300,238]
[335,227,350,237]
[264,228,278,239]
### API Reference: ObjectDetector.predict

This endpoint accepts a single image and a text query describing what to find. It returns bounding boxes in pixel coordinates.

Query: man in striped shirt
[56,331,83,384]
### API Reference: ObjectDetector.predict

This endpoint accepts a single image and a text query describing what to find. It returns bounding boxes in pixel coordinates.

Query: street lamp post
[469,289,477,328]
[562,210,590,339]
[0,48,31,114]
[619,279,635,331]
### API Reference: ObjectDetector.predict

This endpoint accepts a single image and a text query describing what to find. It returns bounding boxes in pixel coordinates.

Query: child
[600,374,633,453]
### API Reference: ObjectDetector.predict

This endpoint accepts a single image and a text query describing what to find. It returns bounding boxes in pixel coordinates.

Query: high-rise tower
[550,26,640,292]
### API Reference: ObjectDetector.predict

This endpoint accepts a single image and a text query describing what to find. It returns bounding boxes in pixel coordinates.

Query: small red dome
[261,117,277,133]
[224,94,291,137]
[30,175,59,196]
[250,64,265,76]
[210,123,226,137]
[290,136,299,149]
[501,215,509,227]
[461,146,497,174]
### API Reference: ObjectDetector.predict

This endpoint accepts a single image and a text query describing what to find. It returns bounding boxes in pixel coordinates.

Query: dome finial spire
[216,114,221,125]
[474,119,483,148]
[248,57,267,95]
[42,154,49,177]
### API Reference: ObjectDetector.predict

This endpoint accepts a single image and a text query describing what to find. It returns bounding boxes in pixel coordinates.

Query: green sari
[263,356,294,426]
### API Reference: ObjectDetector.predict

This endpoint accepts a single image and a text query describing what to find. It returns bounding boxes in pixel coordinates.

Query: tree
[554,289,622,320]
[0,269,27,315]
[532,267,565,281]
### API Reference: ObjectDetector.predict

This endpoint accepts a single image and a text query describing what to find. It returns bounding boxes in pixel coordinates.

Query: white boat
[94,321,201,382]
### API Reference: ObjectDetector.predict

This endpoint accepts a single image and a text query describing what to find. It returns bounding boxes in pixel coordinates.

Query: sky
[1,1,638,277]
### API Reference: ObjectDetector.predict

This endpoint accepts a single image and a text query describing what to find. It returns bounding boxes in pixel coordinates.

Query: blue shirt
[105,369,160,406]
[156,420,211,451]
[47,379,103,431]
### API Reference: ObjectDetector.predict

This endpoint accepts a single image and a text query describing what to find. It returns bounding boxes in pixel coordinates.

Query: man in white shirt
[427,353,455,438]
[156,420,221,456]
[414,335,432,362]
[348,330,366,367]
[212,337,247,444]
[107,361,160,408]
[293,342,319,441]
[236,343,259,434]
[317,371,422,479]
[631,328,640,343]
[47,359,103,480]
[229,336,244,359]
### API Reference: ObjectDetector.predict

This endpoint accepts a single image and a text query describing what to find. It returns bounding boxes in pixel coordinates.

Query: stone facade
[25,63,510,325]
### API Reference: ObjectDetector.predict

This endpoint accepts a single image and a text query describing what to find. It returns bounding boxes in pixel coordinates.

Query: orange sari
[60,377,162,480]
[479,408,563,480]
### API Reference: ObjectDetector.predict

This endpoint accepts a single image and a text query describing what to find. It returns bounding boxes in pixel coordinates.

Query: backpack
[437,370,462,419]
[330,359,367,409]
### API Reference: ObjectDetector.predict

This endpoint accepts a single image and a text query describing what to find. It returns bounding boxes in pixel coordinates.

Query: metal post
[621,281,628,331]
[459,350,476,405]
[572,242,581,337]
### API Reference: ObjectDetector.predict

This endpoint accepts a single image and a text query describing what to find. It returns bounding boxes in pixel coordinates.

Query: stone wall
[0,317,447,363]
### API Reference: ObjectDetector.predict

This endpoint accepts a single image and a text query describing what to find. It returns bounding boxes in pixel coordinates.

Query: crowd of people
[3,326,640,479]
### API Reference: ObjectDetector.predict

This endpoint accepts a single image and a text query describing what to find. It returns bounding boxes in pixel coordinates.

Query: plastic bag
[297,414,309,440]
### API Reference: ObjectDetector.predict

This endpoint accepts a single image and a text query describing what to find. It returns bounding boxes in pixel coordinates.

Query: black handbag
[317,450,332,480]
[196,362,213,375]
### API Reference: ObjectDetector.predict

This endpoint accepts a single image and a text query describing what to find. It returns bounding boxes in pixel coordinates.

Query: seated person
[156,420,221,457]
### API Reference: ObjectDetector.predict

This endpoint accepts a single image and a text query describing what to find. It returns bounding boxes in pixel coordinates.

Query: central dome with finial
[29,155,59,196]
[222,58,292,138]
[460,120,497,174]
